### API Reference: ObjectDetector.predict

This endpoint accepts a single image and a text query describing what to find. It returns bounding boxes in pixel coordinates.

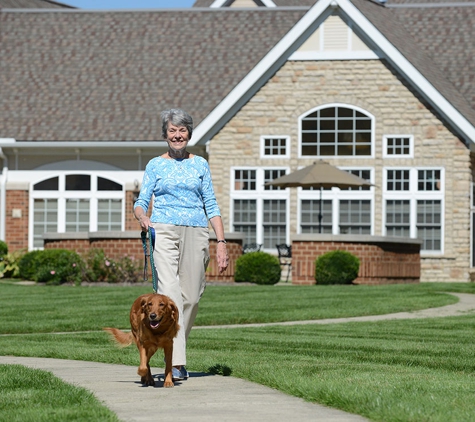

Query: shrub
[0,249,25,279]
[18,249,84,285]
[315,249,360,285]
[0,240,8,258]
[83,248,142,284]
[234,251,281,285]
[18,250,43,281]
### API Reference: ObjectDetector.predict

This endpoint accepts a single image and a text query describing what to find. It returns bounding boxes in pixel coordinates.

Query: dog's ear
[140,297,148,313]
[169,301,179,321]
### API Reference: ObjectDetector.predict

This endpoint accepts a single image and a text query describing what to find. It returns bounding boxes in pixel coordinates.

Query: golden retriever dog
[104,293,179,388]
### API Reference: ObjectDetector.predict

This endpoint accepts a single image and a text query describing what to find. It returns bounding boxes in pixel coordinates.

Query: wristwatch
[217,240,227,244]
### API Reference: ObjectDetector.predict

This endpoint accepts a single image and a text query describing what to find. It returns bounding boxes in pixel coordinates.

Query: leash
[141,226,158,293]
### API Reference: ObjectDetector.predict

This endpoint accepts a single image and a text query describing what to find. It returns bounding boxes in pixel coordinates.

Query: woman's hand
[216,242,229,274]
[134,206,151,232]
[138,215,151,232]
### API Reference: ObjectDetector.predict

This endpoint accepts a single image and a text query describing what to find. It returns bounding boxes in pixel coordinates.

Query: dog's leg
[163,341,174,388]
[137,343,155,386]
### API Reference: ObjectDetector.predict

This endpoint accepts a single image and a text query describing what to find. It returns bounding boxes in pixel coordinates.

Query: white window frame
[230,166,290,251]
[382,167,445,255]
[298,103,375,159]
[383,134,414,159]
[29,172,125,250]
[297,167,374,235]
[259,135,290,159]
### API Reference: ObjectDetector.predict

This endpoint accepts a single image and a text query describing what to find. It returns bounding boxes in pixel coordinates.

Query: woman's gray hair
[161,108,193,139]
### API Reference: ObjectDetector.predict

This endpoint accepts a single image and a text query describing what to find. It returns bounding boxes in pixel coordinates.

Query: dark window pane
[320,132,335,143]
[337,145,353,156]
[34,177,59,191]
[66,175,90,191]
[320,108,335,118]
[302,132,317,145]
[320,145,336,155]
[302,119,318,131]
[98,177,122,191]
[338,107,353,118]
[337,132,352,143]
[338,120,353,130]
[302,145,317,156]
[355,145,371,156]
[356,119,371,130]
[320,119,335,130]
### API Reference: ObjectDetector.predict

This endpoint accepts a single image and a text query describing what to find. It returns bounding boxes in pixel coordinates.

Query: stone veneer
[206,59,472,282]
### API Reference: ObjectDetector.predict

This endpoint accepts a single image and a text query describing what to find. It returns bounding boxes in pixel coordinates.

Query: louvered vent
[229,0,259,6]
[323,15,348,51]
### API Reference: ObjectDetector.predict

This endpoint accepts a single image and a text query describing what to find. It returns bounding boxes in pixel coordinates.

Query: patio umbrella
[265,160,373,233]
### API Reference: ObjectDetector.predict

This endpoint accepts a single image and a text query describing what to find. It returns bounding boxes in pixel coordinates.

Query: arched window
[31,174,124,248]
[300,105,373,157]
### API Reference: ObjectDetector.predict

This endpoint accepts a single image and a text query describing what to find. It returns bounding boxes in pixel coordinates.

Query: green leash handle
[141,227,158,293]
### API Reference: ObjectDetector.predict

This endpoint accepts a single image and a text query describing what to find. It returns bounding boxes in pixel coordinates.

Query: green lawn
[1,281,475,421]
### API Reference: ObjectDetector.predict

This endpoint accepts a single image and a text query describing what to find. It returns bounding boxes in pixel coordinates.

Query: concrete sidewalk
[2,292,475,422]
[0,356,368,422]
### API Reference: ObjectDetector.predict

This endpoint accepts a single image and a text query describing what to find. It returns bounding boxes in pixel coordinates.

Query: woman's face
[166,122,189,152]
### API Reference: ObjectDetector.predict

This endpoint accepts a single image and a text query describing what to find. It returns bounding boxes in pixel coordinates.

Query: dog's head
[140,294,178,331]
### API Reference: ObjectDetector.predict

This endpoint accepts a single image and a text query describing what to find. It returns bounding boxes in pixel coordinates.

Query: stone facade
[207,59,472,282]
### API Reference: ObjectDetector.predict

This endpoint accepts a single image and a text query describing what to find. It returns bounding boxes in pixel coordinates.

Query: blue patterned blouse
[134,155,221,227]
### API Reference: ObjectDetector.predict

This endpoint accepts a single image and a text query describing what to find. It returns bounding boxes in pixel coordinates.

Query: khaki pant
[152,223,210,367]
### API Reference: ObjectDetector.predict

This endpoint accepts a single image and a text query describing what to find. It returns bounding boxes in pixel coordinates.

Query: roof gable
[191,0,475,146]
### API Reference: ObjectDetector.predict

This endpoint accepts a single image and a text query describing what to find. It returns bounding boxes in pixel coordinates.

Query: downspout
[0,147,8,241]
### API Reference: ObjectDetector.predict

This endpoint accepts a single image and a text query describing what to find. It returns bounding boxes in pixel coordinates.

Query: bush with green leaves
[18,249,84,285]
[315,249,360,285]
[18,250,43,281]
[0,240,8,258]
[234,251,281,285]
[83,248,142,284]
[0,249,25,279]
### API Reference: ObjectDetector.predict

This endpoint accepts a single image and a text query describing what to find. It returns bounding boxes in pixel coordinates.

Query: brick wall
[291,235,420,285]
[5,190,29,251]
[44,232,244,283]
[206,240,242,282]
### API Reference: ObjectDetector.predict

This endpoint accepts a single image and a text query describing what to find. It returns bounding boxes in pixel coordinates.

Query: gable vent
[290,12,376,61]
[323,15,348,51]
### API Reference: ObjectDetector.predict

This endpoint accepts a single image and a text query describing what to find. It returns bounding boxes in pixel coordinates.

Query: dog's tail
[103,327,134,348]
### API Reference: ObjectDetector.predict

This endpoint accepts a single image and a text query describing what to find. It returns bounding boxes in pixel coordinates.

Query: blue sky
[65,1,196,9]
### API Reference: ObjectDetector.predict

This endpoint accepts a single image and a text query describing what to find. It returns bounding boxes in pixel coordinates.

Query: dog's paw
[140,375,155,386]
[163,381,175,388]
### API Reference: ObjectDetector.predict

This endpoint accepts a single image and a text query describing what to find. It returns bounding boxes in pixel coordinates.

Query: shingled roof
[388,2,475,109]
[0,8,305,141]
[193,0,475,121]
[0,0,74,8]
[1,0,475,143]
[348,0,475,132]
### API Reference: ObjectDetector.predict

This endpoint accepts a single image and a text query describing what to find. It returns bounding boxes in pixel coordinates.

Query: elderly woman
[133,108,229,381]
